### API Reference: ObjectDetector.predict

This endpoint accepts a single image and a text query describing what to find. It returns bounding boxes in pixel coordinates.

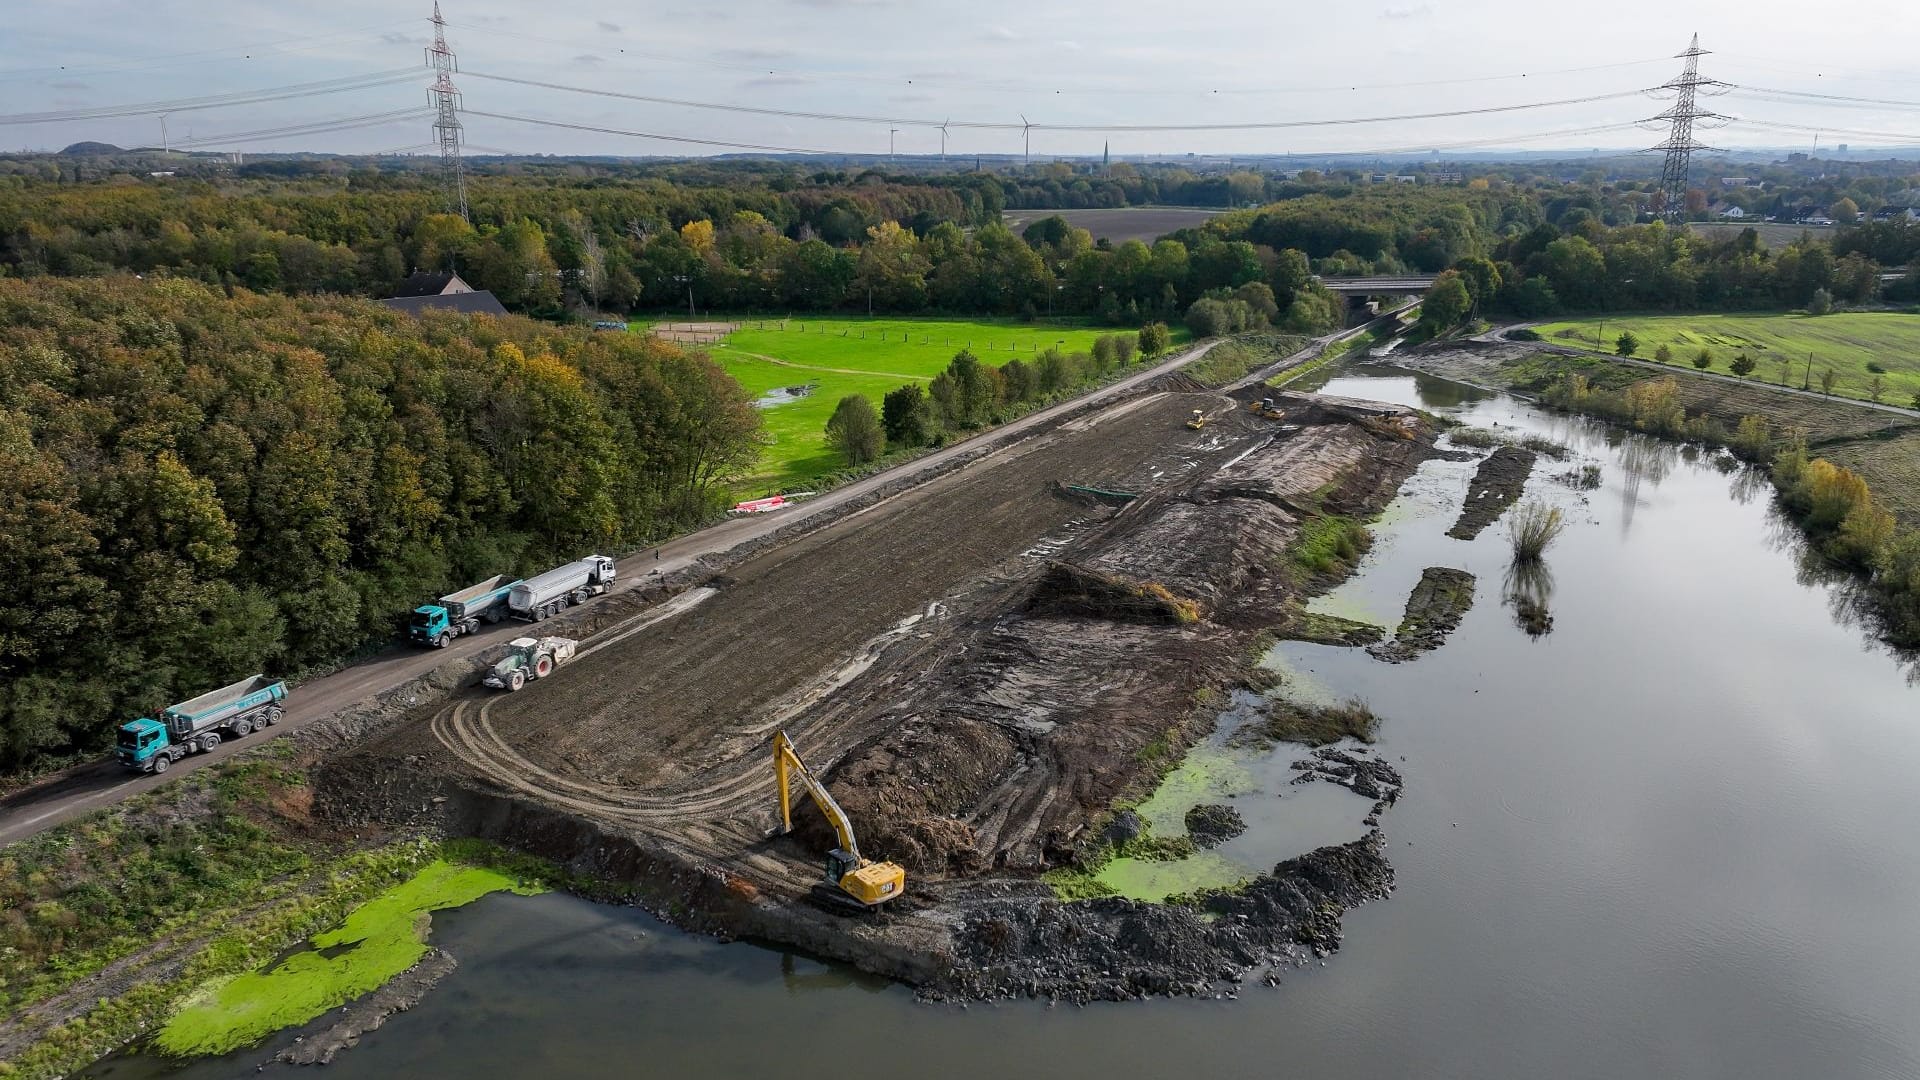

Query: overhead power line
[1725,118,1920,143]
[169,108,431,148]
[461,70,1648,134]
[0,69,420,125]
[449,20,1672,98]
[1727,85,1920,110]
[461,109,837,155]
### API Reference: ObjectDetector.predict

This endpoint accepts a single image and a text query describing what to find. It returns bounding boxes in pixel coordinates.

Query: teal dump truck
[115,675,287,774]
[409,574,521,648]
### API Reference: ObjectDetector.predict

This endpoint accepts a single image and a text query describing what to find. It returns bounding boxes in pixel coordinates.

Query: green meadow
[674,317,1161,493]
[1534,312,1920,407]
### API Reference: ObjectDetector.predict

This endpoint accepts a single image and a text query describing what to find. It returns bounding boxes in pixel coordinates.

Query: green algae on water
[1130,743,1257,837]
[155,858,546,1057]
[1095,851,1252,901]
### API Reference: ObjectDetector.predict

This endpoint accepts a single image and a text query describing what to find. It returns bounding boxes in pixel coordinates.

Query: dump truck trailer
[508,555,617,621]
[115,675,287,773]
[409,574,521,647]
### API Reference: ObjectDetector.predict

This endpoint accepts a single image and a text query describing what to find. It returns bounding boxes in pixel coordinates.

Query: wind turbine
[1021,114,1031,163]
[940,119,949,162]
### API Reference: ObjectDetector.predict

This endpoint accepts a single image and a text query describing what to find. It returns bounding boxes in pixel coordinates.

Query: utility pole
[1644,34,1728,225]
[426,1,469,222]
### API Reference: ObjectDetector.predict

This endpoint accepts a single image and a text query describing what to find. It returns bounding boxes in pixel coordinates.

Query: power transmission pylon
[427,2,468,222]
[1644,34,1728,224]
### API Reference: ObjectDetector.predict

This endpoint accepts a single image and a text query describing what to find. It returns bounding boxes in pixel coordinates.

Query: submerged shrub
[1508,501,1567,564]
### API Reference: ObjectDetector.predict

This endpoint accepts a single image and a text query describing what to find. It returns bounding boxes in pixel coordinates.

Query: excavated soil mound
[1183,804,1246,848]
[1447,445,1536,539]
[815,415,1433,879]
[1368,567,1476,663]
[940,832,1396,1002]
[1026,562,1199,625]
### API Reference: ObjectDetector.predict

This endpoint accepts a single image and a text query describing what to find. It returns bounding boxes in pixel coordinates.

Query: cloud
[380,32,426,46]
[716,47,795,63]
[596,20,622,32]
[742,74,812,88]
[1059,40,1084,51]
[1380,3,1433,18]
[49,79,90,91]
[890,93,935,104]
[793,0,886,7]
[986,25,1019,40]
[575,54,606,65]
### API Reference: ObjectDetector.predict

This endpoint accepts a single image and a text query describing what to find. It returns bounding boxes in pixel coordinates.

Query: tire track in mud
[429,604,951,831]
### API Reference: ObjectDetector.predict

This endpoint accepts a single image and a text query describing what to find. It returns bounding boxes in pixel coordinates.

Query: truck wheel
[485,609,504,624]
[266,706,283,726]
[232,717,253,738]
[152,754,170,774]
[199,733,221,753]
[535,655,554,678]
[434,632,450,649]
[508,671,526,692]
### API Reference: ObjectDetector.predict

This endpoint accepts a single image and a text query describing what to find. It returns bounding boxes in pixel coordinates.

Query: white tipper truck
[507,555,617,621]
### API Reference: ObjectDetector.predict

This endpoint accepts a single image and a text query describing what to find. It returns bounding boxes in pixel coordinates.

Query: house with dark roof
[379,271,508,317]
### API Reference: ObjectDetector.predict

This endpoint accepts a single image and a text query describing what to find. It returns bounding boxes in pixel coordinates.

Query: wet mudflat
[93,365,1920,1080]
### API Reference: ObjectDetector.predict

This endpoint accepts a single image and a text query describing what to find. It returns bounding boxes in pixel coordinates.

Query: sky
[4,0,1919,160]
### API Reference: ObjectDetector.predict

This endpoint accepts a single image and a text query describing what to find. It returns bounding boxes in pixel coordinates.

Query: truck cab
[116,718,171,771]
[409,605,452,646]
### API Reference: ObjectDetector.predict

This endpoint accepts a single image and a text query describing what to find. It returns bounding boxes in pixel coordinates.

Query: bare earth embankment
[319,386,1438,1000]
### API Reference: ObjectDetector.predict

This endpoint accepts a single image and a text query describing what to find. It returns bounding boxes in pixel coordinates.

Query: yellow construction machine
[773,730,906,909]
[1185,408,1208,430]
[1249,396,1286,420]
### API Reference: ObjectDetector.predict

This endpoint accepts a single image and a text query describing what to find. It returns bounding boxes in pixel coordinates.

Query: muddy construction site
[317,384,1438,1001]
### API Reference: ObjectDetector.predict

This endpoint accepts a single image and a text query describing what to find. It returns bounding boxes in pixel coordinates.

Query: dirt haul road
[0,338,1247,849]
[327,384,1435,999]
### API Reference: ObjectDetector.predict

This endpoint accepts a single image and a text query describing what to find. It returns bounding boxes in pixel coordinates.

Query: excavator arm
[773,730,862,860]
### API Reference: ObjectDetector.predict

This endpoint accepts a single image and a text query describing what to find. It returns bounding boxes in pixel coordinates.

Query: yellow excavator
[773,730,906,909]
[1186,408,1208,430]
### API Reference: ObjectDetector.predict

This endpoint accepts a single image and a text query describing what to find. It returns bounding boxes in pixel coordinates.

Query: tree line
[823,327,1169,467]
[0,275,761,773]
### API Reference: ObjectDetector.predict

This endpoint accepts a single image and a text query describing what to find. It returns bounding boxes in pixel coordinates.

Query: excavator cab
[1186,408,1207,430]
[828,849,903,906]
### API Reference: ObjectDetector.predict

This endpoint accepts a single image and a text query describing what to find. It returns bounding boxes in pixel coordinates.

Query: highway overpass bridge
[1315,276,1434,320]
[1316,275,1436,296]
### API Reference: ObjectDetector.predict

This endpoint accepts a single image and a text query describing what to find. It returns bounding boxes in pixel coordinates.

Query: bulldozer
[482,636,577,692]
[1249,396,1287,421]
[773,730,905,910]
[1185,408,1207,430]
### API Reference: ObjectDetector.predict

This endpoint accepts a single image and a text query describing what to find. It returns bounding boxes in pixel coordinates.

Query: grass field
[1687,222,1838,250]
[1534,312,1920,408]
[999,207,1224,245]
[660,317,1160,493]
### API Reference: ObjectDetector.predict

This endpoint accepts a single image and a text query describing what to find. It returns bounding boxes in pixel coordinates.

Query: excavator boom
[774,730,861,858]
